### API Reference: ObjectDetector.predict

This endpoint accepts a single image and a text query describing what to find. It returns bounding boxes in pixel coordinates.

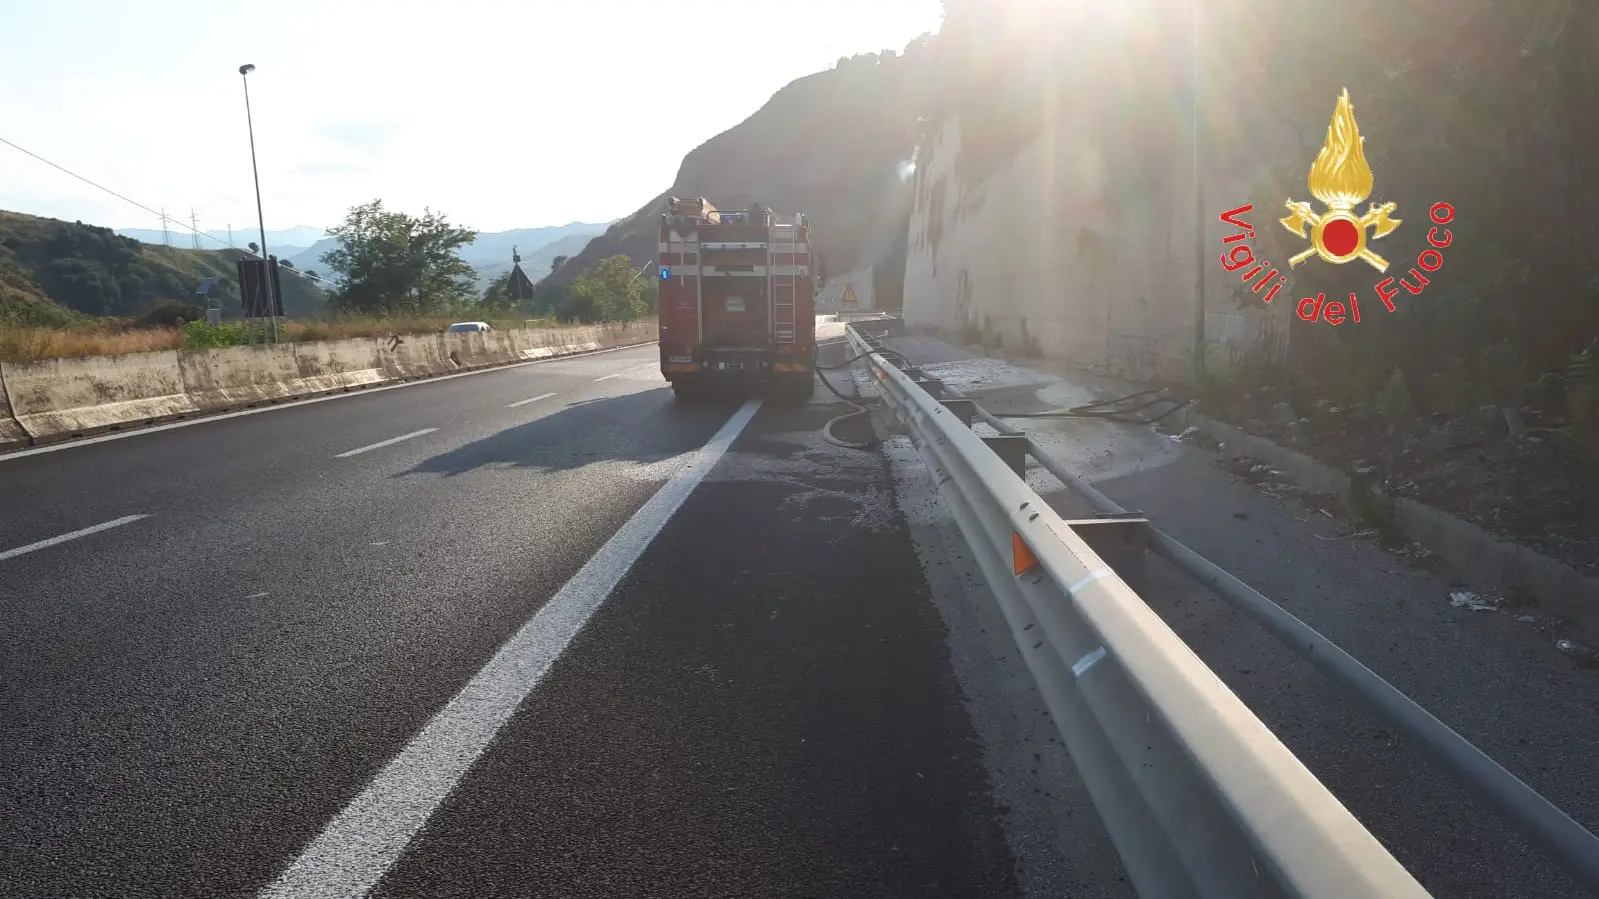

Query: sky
[0,0,945,237]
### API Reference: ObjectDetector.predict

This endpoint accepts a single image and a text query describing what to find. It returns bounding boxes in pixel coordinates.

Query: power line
[0,134,334,286]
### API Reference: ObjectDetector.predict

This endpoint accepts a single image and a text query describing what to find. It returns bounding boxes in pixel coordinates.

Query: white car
[446,321,492,333]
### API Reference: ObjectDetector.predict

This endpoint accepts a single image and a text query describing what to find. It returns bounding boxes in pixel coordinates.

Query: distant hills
[115,225,328,254]
[2,212,612,326]
[4,211,327,324]
[116,221,610,285]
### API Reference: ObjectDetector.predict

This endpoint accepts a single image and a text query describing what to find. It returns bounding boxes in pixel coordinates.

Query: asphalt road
[13,319,1588,898]
[0,339,1019,898]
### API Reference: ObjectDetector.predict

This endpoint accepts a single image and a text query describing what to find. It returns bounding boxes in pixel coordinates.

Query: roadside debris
[1555,637,1598,667]
[1450,591,1499,612]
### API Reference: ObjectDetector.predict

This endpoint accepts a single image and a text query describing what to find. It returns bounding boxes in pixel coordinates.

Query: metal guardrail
[847,323,1434,898]
[846,320,1599,897]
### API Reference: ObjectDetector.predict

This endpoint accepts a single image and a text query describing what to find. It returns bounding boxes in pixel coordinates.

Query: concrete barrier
[1,351,199,442]
[179,343,305,411]
[483,330,523,365]
[517,324,600,360]
[380,333,456,380]
[0,365,27,449]
[0,322,660,451]
[289,338,387,394]
[441,331,488,369]
[442,330,520,369]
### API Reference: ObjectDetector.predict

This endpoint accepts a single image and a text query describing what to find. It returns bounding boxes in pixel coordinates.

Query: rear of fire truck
[656,197,819,401]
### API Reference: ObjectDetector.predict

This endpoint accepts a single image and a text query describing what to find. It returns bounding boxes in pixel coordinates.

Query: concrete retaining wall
[0,322,658,448]
[902,71,1298,380]
[4,351,200,441]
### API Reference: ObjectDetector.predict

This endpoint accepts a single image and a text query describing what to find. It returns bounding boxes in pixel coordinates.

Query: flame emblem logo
[1279,89,1401,272]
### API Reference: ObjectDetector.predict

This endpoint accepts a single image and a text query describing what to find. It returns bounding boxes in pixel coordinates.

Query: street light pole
[1191,0,1208,384]
[239,63,277,342]
[1190,0,1207,383]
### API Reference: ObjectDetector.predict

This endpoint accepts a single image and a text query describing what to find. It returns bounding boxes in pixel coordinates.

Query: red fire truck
[656,197,820,401]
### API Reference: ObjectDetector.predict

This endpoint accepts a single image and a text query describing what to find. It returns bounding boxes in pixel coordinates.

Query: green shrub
[181,320,248,348]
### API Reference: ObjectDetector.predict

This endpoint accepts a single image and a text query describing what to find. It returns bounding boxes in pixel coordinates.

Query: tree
[247,241,259,254]
[530,282,570,320]
[550,255,569,274]
[279,258,296,269]
[564,255,651,323]
[320,200,476,315]
[480,270,517,313]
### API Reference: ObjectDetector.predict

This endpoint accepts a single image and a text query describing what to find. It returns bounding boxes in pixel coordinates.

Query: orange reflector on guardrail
[1012,533,1039,575]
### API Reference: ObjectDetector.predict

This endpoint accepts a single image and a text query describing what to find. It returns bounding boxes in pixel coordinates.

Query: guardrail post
[981,434,1029,479]
[1064,512,1150,594]
[940,399,976,427]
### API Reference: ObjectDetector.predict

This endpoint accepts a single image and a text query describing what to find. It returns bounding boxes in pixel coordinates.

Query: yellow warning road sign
[841,284,858,309]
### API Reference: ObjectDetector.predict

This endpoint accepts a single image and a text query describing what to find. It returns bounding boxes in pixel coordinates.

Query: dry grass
[280,316,543,342]
[0,316,569,363]
[282,317,456,342]
[0,325,183,363]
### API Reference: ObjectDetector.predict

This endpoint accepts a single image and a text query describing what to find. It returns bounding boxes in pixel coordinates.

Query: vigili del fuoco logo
[1216,88,1457,326]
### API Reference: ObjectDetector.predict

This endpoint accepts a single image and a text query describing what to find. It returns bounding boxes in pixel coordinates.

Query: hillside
[0,211,327,322]
[539,40,936,295]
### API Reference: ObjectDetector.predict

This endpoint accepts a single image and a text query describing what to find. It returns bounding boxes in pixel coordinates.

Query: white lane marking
[333,429,438,459]
[245,593,270,600]
[260,398,763,898]
[507,392,557,408]
[592,372,625,381]
[0,342,657,463]
[0,514,150,563]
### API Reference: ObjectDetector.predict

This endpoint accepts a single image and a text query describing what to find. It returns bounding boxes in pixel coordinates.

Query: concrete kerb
[890,320,1599,636]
